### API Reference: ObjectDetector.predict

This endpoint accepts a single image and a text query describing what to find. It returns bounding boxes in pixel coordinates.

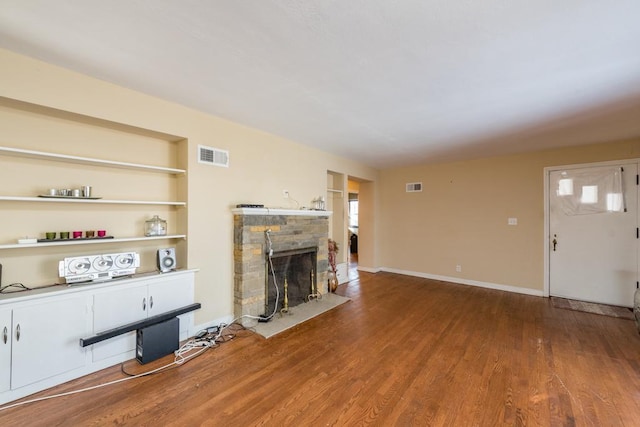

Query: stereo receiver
[58,252,140,284]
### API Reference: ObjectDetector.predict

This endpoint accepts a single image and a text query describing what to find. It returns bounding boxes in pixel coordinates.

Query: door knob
[552,234,558,252]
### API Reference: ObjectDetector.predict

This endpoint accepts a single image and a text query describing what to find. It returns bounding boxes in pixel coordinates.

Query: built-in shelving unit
[0,196,186,206]
[0,146,185,175]
[0,235,187,250]
[0,100,189,287]
[0,145,187,251]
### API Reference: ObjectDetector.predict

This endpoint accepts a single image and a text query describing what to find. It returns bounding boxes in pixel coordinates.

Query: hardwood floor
[1,271,639,426]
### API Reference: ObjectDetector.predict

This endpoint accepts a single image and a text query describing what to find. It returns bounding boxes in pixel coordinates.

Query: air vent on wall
[406,182,422,192]
[198,145,229,167]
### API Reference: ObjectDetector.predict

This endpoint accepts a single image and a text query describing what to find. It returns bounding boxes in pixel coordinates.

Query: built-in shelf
[327,188,344,196]
[0,196,186,206]
[0,234,187,250]
[0,146,186,175]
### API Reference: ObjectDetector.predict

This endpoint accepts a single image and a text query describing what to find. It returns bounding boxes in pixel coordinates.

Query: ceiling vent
[198,145,229,167]
[406,182,423,193]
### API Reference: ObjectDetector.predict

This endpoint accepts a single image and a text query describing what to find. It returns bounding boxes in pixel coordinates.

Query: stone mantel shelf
[232,208,332,216]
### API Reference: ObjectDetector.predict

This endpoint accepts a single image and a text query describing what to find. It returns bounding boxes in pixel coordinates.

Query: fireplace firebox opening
[264,247,318,318]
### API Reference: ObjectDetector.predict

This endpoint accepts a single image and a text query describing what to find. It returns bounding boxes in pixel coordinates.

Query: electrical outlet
[456,265,462,272]
[282,190,289,198]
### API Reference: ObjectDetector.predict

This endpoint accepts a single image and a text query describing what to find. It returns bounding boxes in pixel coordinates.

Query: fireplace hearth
[233,208,330,327]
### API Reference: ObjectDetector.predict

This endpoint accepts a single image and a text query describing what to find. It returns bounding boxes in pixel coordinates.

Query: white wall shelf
[0,235,186,250]
[0,146,186,175]
[0,196,186,206]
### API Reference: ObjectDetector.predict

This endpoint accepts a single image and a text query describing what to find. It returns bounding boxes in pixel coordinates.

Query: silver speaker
[157,247,177,273]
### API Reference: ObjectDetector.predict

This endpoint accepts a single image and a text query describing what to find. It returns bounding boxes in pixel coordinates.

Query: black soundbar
[79,302,201,347]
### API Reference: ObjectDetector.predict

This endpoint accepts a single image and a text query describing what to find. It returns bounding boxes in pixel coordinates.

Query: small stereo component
[157,247,177,273]
[236,204,265,208]
[58,252,140,284]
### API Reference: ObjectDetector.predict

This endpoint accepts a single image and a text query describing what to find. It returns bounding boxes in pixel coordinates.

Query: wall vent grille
[406,182,423,192]
[198,145,229,167]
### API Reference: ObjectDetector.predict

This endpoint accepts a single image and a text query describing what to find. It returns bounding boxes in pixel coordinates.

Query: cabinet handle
[15,324,20,342]
[142,297,146,311]
[2,326,7,344]
[150,296,154,310]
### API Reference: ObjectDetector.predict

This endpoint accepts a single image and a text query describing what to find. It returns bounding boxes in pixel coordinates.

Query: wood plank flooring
[1,271,639,426]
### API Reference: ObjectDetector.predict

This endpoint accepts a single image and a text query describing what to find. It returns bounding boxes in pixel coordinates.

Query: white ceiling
[1,1,640,169]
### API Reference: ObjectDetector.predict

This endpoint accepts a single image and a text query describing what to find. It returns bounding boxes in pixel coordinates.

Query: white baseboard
[357,266,382,273]
[379,267,544,297]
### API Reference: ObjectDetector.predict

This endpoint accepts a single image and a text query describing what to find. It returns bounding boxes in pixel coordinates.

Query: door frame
[543,158,639,298]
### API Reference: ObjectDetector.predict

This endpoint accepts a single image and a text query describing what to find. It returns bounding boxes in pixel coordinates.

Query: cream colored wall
[379,138,640,291]
[6,46,638,318]
[347,179,360,193]
[358,181,378,269]
[0,49,378,325]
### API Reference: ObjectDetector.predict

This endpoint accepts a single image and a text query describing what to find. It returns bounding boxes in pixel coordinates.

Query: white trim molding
[380,267,545,297]
[357,266,382,273]
[232,208,331,217]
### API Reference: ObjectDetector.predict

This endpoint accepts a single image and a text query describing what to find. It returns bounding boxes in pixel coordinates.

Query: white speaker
[157,247,177,273]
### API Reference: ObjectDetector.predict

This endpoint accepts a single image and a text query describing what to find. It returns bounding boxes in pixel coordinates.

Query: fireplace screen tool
[264,247,318,318]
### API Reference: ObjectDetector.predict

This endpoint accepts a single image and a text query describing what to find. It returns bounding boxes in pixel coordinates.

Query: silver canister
[72,189,81,197]
[82,186,92,198]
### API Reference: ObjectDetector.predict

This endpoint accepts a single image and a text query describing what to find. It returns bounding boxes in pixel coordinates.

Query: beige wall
[4,46,640,324]
[347,179,360,193]
[0,49,378,325]
[379,139,640,292]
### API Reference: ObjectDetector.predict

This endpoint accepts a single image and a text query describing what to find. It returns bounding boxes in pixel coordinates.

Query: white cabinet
[0,308,11,393]
[0,270,196,405]
[11,295,91,390]
[92,284,148,362]
[92,273,194,362]
[0,295,91,393]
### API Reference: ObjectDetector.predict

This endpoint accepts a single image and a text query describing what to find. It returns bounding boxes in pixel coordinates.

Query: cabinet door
[11,295,91,390]
[147,274,193,316]
[147,274,194,335]
[92,284,148,362]
[0,309,11,393]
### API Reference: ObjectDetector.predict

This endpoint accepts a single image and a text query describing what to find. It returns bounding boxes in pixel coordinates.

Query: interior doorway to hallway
[326,172,370,285]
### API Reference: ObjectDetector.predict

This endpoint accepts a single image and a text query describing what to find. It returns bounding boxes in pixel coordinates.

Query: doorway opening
[544,159,638,308]
[348,190,359,274]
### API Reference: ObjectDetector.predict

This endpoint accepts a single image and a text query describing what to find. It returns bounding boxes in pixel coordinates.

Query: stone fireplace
[233,208,330,327]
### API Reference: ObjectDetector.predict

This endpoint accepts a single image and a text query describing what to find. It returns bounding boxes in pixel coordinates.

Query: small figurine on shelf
[328,238,339,292]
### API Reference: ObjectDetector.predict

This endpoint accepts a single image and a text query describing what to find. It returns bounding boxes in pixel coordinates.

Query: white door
[92,284,148,362]
[12,295,91,389]
[147,274,194,337]
[0,309,11,393]
[549,163,638,307]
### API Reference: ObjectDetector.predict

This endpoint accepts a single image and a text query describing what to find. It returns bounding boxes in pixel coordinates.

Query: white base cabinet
[0,269,196,405]
[11,295,92,390]
[0,309,12,393]
[92,273,194,362]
